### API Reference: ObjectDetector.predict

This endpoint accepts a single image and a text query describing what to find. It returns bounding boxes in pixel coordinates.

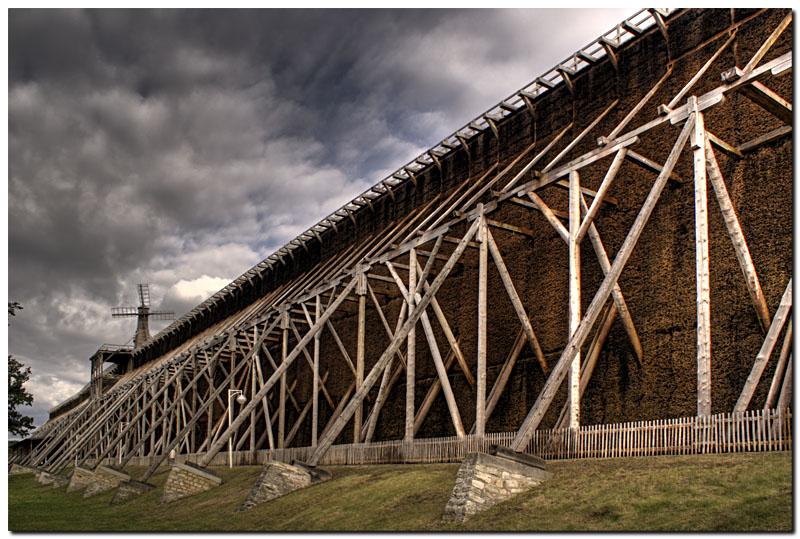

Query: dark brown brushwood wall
[139,8,793,447]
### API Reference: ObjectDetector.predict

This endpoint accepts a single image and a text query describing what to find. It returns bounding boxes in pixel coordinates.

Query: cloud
[8,8,638,431]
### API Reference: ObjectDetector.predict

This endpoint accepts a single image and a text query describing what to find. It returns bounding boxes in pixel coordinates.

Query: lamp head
[236,394,247,405]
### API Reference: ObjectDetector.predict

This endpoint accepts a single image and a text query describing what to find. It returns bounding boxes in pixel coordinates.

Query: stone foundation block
[37,471,61,485]
[67,466,96,493]
[82,465,130,498]
[160,461,222,504]
[238,460,332,512]
[50,474,71,488]
[9,464,39,475]
[111,479,156,504]
[442,447,550,523]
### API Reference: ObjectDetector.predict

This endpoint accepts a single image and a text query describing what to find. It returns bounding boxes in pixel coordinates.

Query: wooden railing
[108,409,791,468]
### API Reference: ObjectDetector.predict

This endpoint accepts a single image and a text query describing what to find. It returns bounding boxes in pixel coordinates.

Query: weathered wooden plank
[691,96,712,417]
[704,138,771,334]
[666,32,736,109]
[485,225,547,372]
[739,81,792,125]
[476,210,488,437]
[742,11,792,74]
[568,170,582,429]
[575,148,626,245]
[542,100,619,173]
[765,318,792,410]
[311,295,321,447]
[735,279,793,412]
[737,125,791,154]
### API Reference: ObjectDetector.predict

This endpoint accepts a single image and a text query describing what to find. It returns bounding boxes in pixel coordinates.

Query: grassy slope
[8,451,792,532]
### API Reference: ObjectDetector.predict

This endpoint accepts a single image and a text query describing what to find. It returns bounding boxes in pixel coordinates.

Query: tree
[8,301,34,437]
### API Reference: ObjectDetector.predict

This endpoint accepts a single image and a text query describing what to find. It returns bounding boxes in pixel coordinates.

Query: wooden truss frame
[18,10,792,473]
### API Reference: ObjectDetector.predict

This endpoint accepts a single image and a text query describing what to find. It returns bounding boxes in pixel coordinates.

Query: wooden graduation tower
[19,8,793,478]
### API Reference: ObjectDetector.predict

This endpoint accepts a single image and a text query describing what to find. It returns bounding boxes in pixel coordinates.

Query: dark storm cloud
[8,8,636,428]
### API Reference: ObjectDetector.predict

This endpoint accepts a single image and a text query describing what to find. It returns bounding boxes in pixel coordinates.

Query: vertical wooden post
[568,170,582,429]
[279,306,288,448]
[405,248,417,442]
[354,269,367,443]
[250,343,256,454]
[312,295,321,447]
[476,204,488,437]
[690,95,712,417]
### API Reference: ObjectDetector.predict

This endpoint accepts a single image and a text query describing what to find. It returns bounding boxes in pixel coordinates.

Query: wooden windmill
[112,284,176,350]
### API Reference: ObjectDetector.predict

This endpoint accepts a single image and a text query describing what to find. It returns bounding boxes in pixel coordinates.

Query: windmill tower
[112,284,176,350]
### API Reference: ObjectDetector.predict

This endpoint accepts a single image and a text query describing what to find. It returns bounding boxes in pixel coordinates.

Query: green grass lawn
[8,451,792,531]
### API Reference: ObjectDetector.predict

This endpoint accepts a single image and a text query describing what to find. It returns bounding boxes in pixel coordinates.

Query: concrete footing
[9,464,39,475]
[442,446,550,523]
[111,479,156,504]
[67,466,96,493]
[160,461,222,504]
[36,470,69,487]
[82,465,130,498]
[238,460,332,512]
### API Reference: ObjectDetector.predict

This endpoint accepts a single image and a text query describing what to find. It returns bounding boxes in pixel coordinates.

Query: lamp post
[227,389,247,468]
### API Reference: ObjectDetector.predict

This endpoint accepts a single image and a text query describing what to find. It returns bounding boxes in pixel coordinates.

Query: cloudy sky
[7,8,637,429]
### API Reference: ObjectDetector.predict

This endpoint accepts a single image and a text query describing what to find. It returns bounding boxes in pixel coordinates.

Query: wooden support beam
[579,194,644,365]
[666,32,736,110]
[625,149,688,183]
[568,170,582,429]
[575,148,626,245]
[776,355,793,411]
[555,302,617,430]
[414,343,458,435]
[354,271,367,443]
[318,382,355,443]
[405,247,417,442]
[485,227,547,372]
[706,130,743,159]
[735,279,792,412]
[552,180,619,206]
[704,138,771,334]
[742,11,792,74]
[470,329,526,434]
[765,318,792,410]
[278,310,288,448]
[691,96,712,417]
[419,303,465,437]
[253,341,276,451]
[387,260,465,437]
[606,66,672,141]
[198,274,359,468]
[737,125,791,154]
[511,114,694,451]
[311,295,320,447]
[501,122,573,193]
[738,81,792,125]
[285,371,331,448]
[475,208,489,437]
[309,218,480,465]
[542,100,619,173]
[364,301,407,443]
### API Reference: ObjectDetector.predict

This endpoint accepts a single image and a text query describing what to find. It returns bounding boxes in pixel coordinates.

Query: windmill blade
[138,284,151,308]
[149,311,177,321]
[111,307,139,317]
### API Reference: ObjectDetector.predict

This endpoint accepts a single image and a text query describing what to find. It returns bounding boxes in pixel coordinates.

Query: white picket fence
[110,408,791,468]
